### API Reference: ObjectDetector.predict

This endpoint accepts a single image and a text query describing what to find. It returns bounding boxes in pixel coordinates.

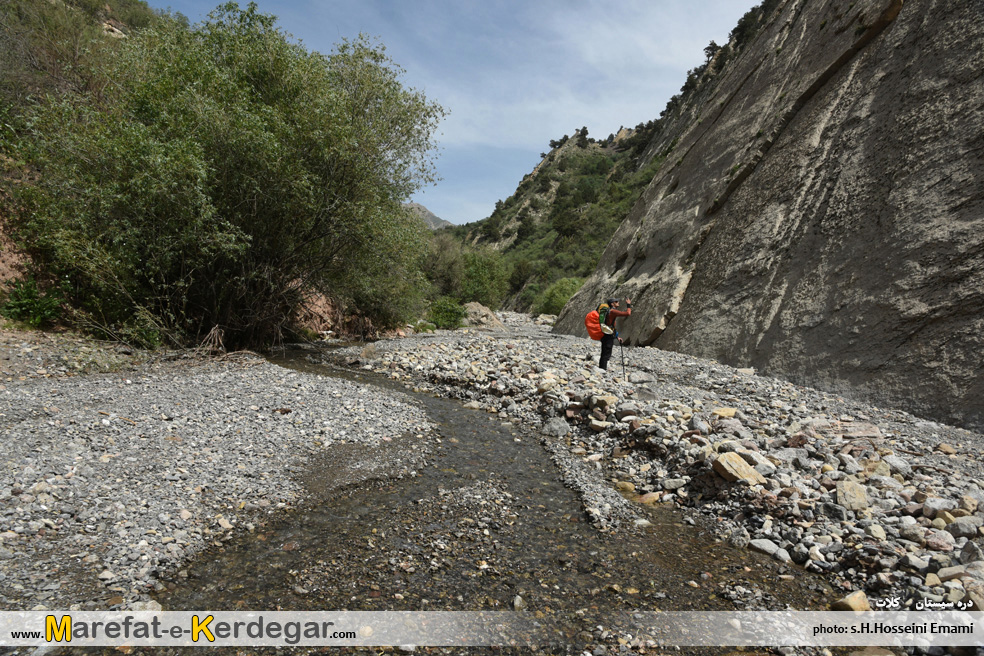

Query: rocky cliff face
[555,0,984,429]
[406,202,452,230]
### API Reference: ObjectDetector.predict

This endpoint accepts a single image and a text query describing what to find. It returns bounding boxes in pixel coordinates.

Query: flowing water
[150,354,835,651]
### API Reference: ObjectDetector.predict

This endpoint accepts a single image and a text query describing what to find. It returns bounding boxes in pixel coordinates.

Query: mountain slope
[451,3,783,314]
[554,0,984,429]
[407,202,452,230]
[450,126,662,310]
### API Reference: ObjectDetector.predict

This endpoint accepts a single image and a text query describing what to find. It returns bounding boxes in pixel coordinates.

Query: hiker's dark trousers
[599,334,616,370]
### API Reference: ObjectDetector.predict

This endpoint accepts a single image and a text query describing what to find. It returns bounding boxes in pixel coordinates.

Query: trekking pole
[619,340,626,380]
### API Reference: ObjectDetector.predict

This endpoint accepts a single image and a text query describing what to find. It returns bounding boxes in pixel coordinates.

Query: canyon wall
[554,0,984,428]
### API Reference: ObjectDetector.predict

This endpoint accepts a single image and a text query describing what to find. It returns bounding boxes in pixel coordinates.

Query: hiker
[598,297,631,371]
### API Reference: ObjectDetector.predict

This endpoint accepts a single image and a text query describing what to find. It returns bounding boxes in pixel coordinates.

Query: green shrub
[422,232,465,299]
[519,283,542,309]
[508,259,535,293]
[429,297,466,330]
[534,277,583,316]
[461,249,508,308]
[0,277,64,327]
[11,5,443,348]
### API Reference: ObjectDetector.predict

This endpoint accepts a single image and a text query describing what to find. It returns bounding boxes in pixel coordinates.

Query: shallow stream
[152,353,834,650]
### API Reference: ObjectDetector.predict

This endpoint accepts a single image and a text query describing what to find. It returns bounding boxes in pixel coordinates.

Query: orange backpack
[585,310,602,340]
[584,303,611,340]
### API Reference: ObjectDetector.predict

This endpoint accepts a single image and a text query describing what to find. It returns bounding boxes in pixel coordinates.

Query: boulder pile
[333,313,984,611]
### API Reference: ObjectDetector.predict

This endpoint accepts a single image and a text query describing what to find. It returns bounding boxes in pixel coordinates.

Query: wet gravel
[4,313,984,655]
[156,362,833,655]
[327,312,984,616]
[0,351,430,612]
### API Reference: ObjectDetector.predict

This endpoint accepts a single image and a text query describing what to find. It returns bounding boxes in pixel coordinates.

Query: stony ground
[3,316,984,655]
[0,327,152,381]
[330,312,984,615]
[0,329,431,612]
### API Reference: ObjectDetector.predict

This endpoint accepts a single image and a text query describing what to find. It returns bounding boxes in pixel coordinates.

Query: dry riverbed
[0,328,430,613]
[3,317,984,655]
[328,313,984,618]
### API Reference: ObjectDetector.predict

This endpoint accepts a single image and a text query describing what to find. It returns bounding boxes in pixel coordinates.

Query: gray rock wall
[554,0,984,429]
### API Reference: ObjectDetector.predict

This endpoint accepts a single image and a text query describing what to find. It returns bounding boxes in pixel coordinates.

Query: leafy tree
[661,94,682,118]
[9,2,444,346]
[422,231,465,299]
[729,0,783,53]
[508,259,535,293]
[551,209,585,239]
[576,127,589,148]
[516,214,536,241]
[481,213,504,240]
[460,248,508,308]
[729,0,783,52]
[681,64,706,94]
[519,282,542,309]
[704,40,721,63]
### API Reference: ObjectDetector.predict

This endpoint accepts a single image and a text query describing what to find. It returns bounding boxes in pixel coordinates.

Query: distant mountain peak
[406,202,452,230]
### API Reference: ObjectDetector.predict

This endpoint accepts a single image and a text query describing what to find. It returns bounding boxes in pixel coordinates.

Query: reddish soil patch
[0,184,29,287]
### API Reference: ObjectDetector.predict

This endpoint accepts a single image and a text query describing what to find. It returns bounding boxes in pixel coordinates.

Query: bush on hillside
[1,0,111,106]
[534,277,583,316]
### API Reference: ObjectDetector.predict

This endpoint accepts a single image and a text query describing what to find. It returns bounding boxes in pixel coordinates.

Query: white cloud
[147,0,761,223]
[400,1,757,152]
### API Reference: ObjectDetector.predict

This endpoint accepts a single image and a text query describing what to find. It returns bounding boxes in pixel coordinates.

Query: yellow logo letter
[192,615,214,643]
[45,615,71,643]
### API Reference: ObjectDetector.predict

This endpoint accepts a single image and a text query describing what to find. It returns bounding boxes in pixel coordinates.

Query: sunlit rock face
[555,0,984,429]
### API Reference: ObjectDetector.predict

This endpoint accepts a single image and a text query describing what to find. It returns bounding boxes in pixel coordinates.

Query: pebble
[9,310,984,620]
[0,355,431,609]
[331,311,984,613]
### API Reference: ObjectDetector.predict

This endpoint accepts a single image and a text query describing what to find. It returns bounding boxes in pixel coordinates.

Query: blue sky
[146,1,760,224]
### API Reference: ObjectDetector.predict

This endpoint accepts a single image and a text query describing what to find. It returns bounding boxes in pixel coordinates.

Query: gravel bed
[6,309,984,628]
[0,352,430,611]
[0,328,151,380]
[330,311,984,613]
